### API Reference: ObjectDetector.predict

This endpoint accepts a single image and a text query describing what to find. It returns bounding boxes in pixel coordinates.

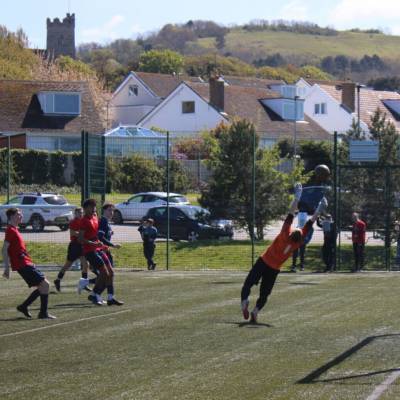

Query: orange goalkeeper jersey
[261,214,313,270]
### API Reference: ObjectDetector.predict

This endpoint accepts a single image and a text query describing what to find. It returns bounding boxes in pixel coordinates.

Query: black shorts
[67,241,83,262]
[85,250,111,270]
[17,265,45,288]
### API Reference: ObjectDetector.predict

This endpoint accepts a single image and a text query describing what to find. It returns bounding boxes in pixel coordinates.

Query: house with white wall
[137,76,330,145]
[295,78,400,135]
[110,71,203,127]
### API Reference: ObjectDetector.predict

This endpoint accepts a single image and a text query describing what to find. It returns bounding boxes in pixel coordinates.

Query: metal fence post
[7,134,10,203]
[251,129,256,267]
[333,131,338,271]
[166,131,170,271]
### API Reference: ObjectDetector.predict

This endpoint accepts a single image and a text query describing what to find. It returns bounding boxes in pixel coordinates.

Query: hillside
[198,29,400,64]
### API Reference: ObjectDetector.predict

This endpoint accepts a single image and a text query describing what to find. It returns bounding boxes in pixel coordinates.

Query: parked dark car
[145,205,233,241]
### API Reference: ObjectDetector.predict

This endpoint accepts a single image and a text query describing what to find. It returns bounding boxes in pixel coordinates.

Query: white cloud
[81,15,126,43]
[330,0,400,28]
[278,0,309,21]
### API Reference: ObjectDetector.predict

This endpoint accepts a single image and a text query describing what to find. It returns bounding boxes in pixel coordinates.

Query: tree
[200,120,303,239]
[138,49,184,74]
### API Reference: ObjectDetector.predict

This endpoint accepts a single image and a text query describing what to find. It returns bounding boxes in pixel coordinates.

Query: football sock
[89,278,96,284]
[57,271,65,280]
[241,299,249,310]
[81,272,88,279]
[39,294,49,314]
[22,289,40,308]
[251,307,259,316]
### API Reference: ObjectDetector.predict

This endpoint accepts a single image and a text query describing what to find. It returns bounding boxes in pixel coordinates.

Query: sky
[2,0,400,48]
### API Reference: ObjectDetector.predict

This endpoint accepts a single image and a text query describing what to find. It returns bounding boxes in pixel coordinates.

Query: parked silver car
[113,192,190,223]
[0,193,75,232]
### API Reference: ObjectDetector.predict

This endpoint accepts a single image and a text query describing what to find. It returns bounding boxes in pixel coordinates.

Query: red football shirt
[352,220,366,244]
[80,215,101,254]
[4,225,34,271]
[69,218,81,242]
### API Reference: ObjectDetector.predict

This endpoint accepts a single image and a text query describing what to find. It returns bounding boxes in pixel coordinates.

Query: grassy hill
[199,29,400,63]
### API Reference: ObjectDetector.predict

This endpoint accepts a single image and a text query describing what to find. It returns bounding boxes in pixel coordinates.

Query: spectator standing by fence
[318,214,336,272]
[351,212,366,272]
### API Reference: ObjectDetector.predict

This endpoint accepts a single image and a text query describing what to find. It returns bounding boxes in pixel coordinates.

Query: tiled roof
[222,75,285,88]
[0,80,106,134]
[187,82,330,140]
[135,72,203,98]
[318,84,400,131]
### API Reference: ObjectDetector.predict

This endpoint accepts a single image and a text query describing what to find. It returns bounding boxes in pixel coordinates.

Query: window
[22,196,37,205]
[7,197,21,205]
[169,195,188,203]
[128,195,144,203]
[129,85,138,96]
[142,195,158,203]
[182,101,195,114]
[38,92,81,115]
[150,207,166,218]
[170,208,186,220]
[314,103,327,115]
[43,195,67,205]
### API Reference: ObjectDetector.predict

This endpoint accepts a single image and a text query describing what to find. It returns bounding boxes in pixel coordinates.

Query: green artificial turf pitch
[1,270,400,400]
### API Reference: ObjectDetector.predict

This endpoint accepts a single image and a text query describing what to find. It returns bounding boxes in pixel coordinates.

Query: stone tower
[46,13,76,59]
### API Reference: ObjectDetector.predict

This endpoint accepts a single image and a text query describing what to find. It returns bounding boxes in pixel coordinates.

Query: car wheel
[59,224,69,231]
[113,210,123,224]
[187,231,199,242]
[31,215,45,232]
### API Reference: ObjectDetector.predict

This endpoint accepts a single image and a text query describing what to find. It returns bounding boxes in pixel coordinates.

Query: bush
[112,154,163,193]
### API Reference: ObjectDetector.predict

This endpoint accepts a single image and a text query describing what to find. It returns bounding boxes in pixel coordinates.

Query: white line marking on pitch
[365,370,400,400]
[0,309,132,338]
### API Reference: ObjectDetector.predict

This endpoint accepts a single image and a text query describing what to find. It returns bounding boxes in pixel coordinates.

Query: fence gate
[82,131,105,207]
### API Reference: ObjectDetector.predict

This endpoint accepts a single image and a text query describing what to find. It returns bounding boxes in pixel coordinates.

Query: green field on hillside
[2,270,400,399]
[199,29,400,62]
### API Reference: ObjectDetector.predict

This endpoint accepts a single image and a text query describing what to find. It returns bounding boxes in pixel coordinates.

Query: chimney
[341,82,356,112]
[209,76,224,111]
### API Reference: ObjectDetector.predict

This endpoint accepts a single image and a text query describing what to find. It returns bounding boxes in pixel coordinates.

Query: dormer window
[38,92,81,115]
[129,85,139,96]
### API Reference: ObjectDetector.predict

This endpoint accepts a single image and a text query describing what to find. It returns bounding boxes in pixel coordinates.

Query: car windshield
[168,195,188,203]
[183,207,210,222]
[43,195,68,205]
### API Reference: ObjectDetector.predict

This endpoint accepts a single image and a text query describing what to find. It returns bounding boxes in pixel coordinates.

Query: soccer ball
[314,164,330,183]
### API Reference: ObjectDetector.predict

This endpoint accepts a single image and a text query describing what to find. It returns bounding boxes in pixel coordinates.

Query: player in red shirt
[2,208,56,319]
[78,199,123,306]
[351,212,366,272]
[54,207,93,292]
[240,183,327,323]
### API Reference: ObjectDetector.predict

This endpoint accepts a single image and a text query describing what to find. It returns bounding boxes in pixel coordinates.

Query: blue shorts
[17,265,45,288]
[85,250,111,271]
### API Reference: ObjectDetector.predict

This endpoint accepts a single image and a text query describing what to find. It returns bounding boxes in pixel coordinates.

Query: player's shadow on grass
[223,321,273,328]
[297,333,400,384]
[0,317,30,321]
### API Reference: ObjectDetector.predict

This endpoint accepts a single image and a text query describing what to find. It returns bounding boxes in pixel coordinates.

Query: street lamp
[293,95,300,162]
[0,133,11,203]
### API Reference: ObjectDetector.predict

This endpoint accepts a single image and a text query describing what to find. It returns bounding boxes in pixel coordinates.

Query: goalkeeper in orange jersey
[240,183,327,323]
